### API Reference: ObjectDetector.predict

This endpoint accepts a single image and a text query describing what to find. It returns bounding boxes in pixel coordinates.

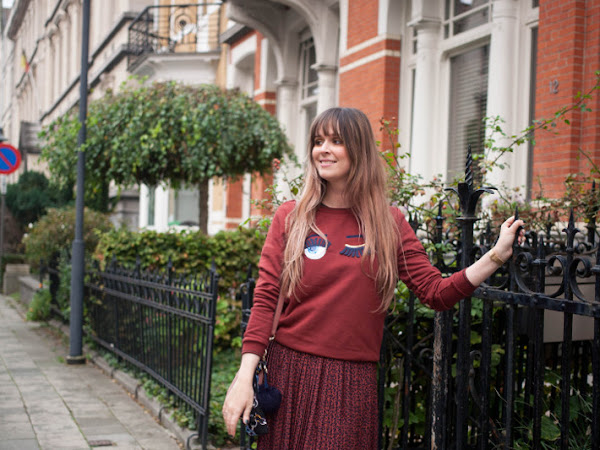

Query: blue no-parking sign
[0,143,21,174]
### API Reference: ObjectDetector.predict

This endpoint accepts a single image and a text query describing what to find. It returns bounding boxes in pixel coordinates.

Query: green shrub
[55,252,72,321]
[6,171,72,230]
[26,288,52,321]
[23,206,113,268]
[94,226,265,352]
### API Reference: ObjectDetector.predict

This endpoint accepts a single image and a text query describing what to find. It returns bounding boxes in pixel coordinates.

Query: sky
[2,0,14,8]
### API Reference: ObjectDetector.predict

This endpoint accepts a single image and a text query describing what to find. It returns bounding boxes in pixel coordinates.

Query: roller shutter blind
[447,44,489,183]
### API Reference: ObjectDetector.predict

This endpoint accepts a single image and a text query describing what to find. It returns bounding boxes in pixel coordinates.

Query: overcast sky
[3,0,14,9]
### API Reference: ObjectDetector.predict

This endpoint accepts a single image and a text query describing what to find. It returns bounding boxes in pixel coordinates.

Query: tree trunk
[198,179,209,234]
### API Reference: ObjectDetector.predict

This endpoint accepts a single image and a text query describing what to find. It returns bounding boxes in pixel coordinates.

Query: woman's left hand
[493,216,525,262]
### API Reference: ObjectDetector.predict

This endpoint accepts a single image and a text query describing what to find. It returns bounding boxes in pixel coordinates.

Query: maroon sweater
[242,201,476,362]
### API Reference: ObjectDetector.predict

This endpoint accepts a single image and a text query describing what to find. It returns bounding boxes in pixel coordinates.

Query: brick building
[1,0,598,235]
[222,0,600,205]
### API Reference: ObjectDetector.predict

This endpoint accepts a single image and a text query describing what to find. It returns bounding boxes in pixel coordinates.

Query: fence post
[531,235,548,449]
[443,147,495,449]
[200,259,219,450]
[559,211,578,449]
[166,257,173,387]
[240,264,255,450]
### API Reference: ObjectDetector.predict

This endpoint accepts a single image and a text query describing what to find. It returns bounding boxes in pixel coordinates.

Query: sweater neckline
[319,203,353,214]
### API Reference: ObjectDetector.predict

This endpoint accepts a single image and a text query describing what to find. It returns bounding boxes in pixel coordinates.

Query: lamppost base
[66,355,86,365]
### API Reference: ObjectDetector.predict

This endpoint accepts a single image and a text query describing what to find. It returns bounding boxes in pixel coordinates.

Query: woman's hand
[465,216,525,287]
[493,216,525,262]
[222,353,260,437]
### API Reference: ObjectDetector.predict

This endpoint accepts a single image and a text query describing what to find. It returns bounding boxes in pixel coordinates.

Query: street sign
[0,143,22,175]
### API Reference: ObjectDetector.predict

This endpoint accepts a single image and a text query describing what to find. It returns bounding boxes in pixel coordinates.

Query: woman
[222,107,523,449]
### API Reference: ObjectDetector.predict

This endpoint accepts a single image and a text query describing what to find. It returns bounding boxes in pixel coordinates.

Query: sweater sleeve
[394,208,476,311]
[241,201,294,356]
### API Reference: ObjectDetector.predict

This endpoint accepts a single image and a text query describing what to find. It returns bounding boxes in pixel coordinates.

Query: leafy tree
[40,80,293,232]
[5,171,73,230]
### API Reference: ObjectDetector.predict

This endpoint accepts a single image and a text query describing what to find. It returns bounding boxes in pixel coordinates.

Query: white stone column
[154,185,169,231]
[276,80,299,156]
[409,20,441,182]
[486,0,520,188]
[314,65,337,114]
[138,185,149,228]
[275,79,300,191]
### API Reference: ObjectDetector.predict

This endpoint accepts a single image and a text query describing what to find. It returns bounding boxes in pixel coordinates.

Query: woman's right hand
[222,353,261,437]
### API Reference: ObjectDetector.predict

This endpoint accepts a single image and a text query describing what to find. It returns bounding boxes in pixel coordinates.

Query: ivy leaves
[40,80,293,195]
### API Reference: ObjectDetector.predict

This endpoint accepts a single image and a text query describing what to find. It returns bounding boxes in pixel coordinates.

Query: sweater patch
[304,234,331,260]
[340,235,365,258]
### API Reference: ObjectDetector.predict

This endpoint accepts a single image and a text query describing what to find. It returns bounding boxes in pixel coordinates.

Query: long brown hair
[280,107,399,310]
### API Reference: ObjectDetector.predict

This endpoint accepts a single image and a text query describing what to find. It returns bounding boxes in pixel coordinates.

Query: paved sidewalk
[0,294,182,450]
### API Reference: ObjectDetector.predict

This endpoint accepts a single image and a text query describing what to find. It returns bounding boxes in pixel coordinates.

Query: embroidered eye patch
[340,235,365,258]
[304,234,331,260]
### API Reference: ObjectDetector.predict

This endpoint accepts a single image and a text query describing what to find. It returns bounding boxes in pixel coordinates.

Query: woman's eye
[314,139,323,146]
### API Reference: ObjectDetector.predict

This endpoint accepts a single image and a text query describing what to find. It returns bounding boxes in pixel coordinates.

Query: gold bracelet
[488,248,506,266]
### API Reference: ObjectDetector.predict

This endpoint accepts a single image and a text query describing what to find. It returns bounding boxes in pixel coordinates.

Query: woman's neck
[322,185,351,208]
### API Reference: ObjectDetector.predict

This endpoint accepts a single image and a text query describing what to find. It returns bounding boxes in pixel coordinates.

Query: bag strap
[269,291,286,339]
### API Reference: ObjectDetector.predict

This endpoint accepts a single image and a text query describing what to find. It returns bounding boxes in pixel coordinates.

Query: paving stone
[0,422,36,439]
[0,439,41,450]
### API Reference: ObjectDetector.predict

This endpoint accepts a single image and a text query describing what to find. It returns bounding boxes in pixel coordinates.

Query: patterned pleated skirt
[257,340,379,450]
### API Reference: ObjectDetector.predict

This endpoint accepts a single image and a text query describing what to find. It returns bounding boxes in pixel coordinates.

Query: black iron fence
[84,257,219,450]
[127,2,222,71]
[377,163,599,449]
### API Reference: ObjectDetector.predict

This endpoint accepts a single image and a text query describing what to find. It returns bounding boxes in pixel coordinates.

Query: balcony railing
[127,2,223,71]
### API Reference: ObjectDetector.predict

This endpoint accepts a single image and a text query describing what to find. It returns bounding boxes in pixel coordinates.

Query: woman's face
[311,127,351,186]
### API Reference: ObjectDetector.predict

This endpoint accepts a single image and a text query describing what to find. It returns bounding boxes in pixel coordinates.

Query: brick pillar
[533,0,600,199]
[225,178,244,229]
[339,0,401,149]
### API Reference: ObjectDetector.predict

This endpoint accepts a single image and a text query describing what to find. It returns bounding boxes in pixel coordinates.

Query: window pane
[454,8,489,34]
[147,187,155,226]
[454,0,488,15]
[300,38,318,99]
[447,44,489,183]
[308,43,317,84]
[174,188,200,226]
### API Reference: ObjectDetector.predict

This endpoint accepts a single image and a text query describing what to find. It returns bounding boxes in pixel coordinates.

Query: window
[300,37,318,99]
[447,44,489,183]
[172,188,200,226]
[444,0,492,38]
[147,187,155,226]
[299,34,319,157]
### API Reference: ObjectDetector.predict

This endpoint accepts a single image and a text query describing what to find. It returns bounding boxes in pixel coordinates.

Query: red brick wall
[225,178,244,229]
[339,37,401,148]
[533,0,600,199]
[347,0,379,48]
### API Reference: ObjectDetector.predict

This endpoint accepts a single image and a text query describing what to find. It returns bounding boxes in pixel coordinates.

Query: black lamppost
[67,0,90,365]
